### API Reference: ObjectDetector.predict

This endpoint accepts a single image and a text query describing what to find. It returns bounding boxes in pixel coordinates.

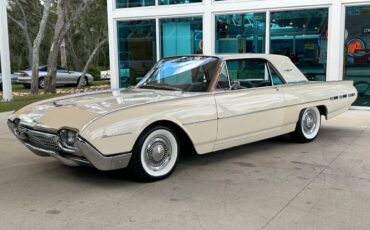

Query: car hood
[10,88,201,130]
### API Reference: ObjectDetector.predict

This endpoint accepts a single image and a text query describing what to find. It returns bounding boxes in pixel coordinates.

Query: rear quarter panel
[280,81,357,126]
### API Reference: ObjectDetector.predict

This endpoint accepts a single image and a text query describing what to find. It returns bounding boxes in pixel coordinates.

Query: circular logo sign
[347,38,366,56]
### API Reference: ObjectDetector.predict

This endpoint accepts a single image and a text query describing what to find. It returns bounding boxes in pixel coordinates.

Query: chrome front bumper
[7,120,132,171]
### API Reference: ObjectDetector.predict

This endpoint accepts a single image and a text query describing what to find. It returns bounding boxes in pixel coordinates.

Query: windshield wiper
[139,83,183,91]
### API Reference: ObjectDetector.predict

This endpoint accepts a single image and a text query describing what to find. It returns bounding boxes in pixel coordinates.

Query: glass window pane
[268,63,284,85]
[216,64,231,90]
[159,0,201,5]
[216,13,266,53]
[344,5,370,107]
[270,9,328,81]
[117,20,156,87]
[160,17,203,58]
[226,59,272,88]
[116,0,154,8]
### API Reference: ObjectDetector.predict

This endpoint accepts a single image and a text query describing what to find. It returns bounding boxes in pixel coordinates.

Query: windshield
[137,56,219,92]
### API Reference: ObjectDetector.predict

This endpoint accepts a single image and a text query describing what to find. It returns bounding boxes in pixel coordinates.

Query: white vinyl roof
[219,53,309,83]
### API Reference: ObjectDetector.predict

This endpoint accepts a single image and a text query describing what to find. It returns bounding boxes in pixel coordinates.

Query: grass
[0,94,65,113]
[0,80,110,113]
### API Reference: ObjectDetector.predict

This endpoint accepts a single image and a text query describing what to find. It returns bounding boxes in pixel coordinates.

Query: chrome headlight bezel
[11,119,27,140]
[58,128,78,150]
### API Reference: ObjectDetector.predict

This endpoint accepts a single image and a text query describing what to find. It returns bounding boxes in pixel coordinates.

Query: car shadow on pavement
[43,125,360,184]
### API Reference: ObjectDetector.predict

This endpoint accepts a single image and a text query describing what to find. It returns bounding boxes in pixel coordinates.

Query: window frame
[212,57,286,92]
[215,62,232,91]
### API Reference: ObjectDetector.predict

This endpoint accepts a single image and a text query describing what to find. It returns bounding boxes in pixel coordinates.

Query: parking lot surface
[0,110,369,230]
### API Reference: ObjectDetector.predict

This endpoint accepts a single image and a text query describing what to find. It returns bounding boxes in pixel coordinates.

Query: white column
[326,1,345,81]
[202,0,213,55]
[0,0,13,101]
[265,10,270,54]
[107,0,120,89]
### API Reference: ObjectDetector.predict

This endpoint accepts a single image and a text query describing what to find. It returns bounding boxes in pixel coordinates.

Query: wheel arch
[135,119,197,155]
[316,105,328,119]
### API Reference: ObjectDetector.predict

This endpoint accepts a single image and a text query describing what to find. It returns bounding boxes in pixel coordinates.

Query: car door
[214,58,286,151]
[57,66,76,85]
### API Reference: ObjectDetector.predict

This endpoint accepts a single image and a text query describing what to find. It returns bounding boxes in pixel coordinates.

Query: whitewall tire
[290,107,321,143]
[128,126,179,182]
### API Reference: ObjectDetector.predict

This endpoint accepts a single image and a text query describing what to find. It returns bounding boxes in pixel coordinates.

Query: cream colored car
[8,54,357,181]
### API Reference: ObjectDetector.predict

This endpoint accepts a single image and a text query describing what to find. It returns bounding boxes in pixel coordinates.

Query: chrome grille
[19,126,60,151]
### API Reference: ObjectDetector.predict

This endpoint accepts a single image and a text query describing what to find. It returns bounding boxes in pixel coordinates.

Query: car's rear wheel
[77,76,88,87]
[38,77,45,89]
[290,107,321,143]
[128,126,179,182]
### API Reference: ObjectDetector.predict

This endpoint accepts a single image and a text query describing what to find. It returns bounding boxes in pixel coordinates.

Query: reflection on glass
[344,5,370,107]
[116,0,155,8]
[270,9,328,81]
[159,0,201,5]
[137,56,218,92]
[117,20,156,87]
[160,17,203,58]
[215,13,266,53]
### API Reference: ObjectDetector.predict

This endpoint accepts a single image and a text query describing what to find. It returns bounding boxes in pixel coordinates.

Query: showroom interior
[107,0,370,108]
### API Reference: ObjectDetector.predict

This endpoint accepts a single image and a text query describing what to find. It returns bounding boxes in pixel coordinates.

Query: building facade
[107,0,370,108]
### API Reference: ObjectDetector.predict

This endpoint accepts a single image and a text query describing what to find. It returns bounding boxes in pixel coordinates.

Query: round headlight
[59,129,77,148]
[12,119,27,140]
[66,131,76,146]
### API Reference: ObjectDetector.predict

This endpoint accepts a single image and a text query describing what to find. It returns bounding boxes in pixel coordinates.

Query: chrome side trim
[101,132,132,139]
[183,119,215,126]
[217,98,328,120]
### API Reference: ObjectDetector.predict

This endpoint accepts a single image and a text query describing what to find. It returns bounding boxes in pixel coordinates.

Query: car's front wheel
[77,76,88,87]
[290,107,321,143]
[128,126,179,182]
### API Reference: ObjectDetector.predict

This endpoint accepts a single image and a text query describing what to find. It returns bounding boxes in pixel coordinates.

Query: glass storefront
[215,13,266,53]
[117,20,156,87]
[270,9,328,81]
[344,5,370,107]
[159,0,201,5]
[116,0,200,8]
[116,0,155,8]
[160,17,203,58]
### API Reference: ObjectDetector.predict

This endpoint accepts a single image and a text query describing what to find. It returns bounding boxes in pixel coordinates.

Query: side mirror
[231,80,241,90]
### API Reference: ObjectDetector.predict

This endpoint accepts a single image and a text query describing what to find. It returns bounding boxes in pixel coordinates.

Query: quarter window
[268,63,284,86]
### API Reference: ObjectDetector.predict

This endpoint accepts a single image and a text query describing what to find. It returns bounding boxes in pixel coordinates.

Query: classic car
[7,54,357,181]
[16,65,94,89]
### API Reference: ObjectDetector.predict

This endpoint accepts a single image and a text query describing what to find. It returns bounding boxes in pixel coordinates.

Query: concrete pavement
[0,110,369,230]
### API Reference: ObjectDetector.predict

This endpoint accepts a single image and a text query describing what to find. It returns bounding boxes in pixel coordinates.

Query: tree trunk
[45,0,94,93]
[66,35,81,70]
[77,38,107,88]
[30,0,52,95]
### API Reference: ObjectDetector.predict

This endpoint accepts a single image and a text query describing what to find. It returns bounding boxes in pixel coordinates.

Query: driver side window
[226,58,279,89]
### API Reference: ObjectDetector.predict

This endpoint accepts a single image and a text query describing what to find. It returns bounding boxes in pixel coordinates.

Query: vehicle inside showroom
[108,0,370,109]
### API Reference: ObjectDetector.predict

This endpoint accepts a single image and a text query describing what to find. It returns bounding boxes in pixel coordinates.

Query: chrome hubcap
[145,137,171,171]
[303,109,317,135]
[81,78,87,86]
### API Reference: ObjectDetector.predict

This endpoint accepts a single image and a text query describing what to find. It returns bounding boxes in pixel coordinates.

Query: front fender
[79,95,218,156]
